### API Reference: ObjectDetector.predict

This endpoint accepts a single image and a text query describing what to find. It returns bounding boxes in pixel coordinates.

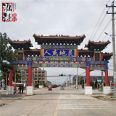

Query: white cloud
[0,0,111,40]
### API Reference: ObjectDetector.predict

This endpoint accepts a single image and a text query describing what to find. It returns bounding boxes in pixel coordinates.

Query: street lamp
[105,32,116,96]
[2,60,10,64]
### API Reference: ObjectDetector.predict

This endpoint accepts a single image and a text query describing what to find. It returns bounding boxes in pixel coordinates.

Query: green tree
[0,32,15,76]
[0,33,19,90]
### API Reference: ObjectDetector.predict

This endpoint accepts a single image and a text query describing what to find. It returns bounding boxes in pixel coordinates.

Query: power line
[95,19,111,41]
[90,14,108,40]
[89,0,112,41]
[101,0,116,41]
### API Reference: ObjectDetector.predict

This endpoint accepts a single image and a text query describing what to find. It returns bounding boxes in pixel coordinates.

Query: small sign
[32,56,77,62]
[2,2,17,22]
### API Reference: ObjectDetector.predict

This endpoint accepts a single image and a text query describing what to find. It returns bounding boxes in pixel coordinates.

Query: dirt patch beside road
[0,99,14,107]
[93,95,116,101]
[0,94,25,107]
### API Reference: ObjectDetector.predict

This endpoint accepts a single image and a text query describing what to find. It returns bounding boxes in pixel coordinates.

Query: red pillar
[28,65,32,86]
[86,67,90,86]
[104,70,109,86]
[8,69,13,86]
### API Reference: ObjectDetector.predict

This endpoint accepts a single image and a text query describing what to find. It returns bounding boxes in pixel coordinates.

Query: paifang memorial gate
[8,34,112,95]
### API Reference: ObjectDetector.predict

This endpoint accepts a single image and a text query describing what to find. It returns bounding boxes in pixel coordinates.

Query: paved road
[0,87,116,116]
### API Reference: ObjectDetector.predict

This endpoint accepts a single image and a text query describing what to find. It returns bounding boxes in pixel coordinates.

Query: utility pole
[106,1,116,96]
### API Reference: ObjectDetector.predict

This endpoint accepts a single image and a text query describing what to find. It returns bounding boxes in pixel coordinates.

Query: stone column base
[26,86,33,95]
[85,86,92,95]
[103,86,111,95]
[7,86,14,95]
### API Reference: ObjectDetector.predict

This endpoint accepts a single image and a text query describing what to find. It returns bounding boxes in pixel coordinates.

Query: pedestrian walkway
[58,94,112,110]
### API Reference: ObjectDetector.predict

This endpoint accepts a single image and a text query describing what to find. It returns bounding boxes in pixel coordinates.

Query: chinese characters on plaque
[1,2,17,22]
[44,49,74,56]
